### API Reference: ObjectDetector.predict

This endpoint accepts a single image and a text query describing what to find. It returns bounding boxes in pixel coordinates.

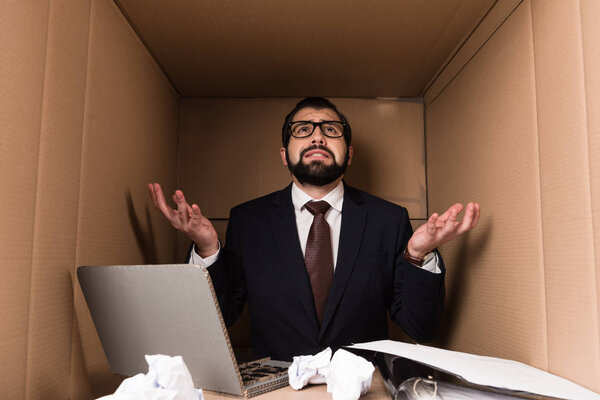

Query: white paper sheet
[348,340,600,400]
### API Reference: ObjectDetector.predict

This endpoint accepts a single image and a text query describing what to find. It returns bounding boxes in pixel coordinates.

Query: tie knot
[305,200,331,216]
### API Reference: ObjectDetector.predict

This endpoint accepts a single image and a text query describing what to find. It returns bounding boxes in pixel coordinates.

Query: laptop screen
[78,264,245,395]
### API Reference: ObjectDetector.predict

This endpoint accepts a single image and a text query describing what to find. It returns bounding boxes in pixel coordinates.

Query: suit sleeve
[389,208,446,342]
[187,207,247,328]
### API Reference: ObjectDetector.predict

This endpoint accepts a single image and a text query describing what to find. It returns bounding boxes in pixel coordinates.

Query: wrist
[195,242,219,258]
[404,247,427,267]
[406,244,428,259]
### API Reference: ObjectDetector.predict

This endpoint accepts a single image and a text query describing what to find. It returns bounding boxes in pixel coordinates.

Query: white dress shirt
[291,181,344,269]
[190,181,440,273]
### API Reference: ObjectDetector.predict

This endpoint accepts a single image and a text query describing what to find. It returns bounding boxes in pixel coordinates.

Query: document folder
[347,340,600,400]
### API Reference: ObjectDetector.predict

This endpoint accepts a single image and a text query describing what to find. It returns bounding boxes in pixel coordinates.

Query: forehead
[292,107,340,122]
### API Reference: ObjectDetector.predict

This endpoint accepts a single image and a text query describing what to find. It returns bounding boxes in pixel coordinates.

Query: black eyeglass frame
[287,120,348,139]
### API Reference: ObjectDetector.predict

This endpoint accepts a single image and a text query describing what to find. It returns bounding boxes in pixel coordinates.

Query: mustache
[300,145,335,160]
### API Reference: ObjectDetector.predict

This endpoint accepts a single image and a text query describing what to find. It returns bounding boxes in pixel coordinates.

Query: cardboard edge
[423,0,523,105]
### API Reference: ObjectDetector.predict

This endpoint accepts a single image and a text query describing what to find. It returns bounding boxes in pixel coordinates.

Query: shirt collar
[291,181,344,213]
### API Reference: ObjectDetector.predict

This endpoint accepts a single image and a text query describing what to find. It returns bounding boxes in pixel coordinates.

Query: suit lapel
[267,185,320,328]
[320,184,367,337]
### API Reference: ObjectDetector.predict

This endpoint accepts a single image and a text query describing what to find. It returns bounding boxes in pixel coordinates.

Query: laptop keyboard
[239,359,289,386]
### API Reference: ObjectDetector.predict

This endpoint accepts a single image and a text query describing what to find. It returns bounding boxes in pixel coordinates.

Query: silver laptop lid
[77,264,244,396]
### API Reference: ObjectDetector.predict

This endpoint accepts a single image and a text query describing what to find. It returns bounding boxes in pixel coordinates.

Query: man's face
[280,107,353,186]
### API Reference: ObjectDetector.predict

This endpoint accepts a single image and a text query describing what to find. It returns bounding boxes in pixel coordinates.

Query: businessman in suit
[148,97,480,361]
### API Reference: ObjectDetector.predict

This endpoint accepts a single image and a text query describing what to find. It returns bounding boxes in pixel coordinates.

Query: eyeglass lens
[290,121,344,138]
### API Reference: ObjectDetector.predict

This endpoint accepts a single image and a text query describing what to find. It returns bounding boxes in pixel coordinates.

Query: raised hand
[407,202,480,258]
[147,183,219,257]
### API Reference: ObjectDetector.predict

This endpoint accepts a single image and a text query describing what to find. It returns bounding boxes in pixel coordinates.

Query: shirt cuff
[189,242,220,267]
[420,251,441,274]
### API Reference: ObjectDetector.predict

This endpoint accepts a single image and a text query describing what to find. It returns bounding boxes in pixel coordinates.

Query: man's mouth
[301,146,334,161]
[304,150,331,159]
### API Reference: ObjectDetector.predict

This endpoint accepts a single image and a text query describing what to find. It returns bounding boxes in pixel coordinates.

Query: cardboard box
[2,0,598,398]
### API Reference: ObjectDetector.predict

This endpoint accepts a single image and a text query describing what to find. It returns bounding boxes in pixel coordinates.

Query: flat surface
[204,369,390,400]
[115,0,495,97]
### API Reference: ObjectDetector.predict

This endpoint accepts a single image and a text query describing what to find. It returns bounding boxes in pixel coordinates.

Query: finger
[456,202,475,234]
[440,206,461,236]
[147,183,158,206]
[191,203,202,216]
[438,203,463,223]
[173,190,191,224]
[447,204,462,223]
[151,183,176,218]
[191,204,203,224]
[147,182,155,198]
[427,213,439,235]
[471,203,481,228]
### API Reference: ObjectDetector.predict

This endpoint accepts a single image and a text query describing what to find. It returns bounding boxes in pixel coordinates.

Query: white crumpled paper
[288,348,374,400]
[327,349,374,400]
[97,354,204,400]
[288,347,332,389]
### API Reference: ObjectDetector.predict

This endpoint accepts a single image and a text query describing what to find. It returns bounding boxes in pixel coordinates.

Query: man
[148,97,480,361]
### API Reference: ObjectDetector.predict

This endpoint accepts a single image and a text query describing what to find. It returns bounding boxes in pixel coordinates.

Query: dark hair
[281,97,352,147]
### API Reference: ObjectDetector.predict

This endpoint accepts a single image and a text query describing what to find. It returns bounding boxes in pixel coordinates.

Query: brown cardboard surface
[580,0,600,377]
[530,0,600,388]
[425,0,549,370]
[178,98,295,219]
[0,1,49,397]
[3,0,600,397]
[70,0,179,398]
[425,0,600,392]
[25,1,91,399]
[333,98,427,218]
[178,98,426,219]
[203,370,389,400]
[75,0,178,270]
[423,0,522,104]
[116,0,494,97]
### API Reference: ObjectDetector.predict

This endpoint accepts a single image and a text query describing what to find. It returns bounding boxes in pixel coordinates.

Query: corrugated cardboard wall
[1,1,179,399]
[529,0,599,388]
[425,0,600,391]
[3,0,600,398]
[1,2,50,398]
[177,98,427,259]
[26,1,91,398]
[581,0,600,372]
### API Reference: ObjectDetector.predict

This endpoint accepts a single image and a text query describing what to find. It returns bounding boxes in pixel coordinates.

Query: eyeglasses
[288,120,347,139]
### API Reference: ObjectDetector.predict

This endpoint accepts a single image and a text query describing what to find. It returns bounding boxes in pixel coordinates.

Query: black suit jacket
[198,183,445,361]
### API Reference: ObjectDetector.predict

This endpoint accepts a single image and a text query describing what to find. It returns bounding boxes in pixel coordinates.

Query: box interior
[2,0,599,398]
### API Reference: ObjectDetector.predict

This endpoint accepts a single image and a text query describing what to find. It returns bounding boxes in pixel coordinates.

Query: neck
[292,176,343,199]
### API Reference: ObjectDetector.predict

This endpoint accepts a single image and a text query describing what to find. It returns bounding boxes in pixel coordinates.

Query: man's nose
[311,125,326,144]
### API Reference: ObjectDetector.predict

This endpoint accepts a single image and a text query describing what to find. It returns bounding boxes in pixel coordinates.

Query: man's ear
[280,147,288,166]
[347,145,353,165]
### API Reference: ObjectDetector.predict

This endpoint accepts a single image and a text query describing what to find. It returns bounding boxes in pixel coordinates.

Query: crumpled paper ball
[96,354,203,400]
[326,349,374,400]
[288,347,374,400]
[288,347,332,389]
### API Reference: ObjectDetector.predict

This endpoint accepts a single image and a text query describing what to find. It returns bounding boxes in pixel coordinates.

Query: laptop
[77,264,290,397]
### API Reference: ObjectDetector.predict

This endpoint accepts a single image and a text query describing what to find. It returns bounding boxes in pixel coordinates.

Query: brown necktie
[304,200,334,324]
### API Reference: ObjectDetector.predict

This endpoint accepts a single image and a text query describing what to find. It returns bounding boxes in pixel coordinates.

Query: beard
[286,145,349,186]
